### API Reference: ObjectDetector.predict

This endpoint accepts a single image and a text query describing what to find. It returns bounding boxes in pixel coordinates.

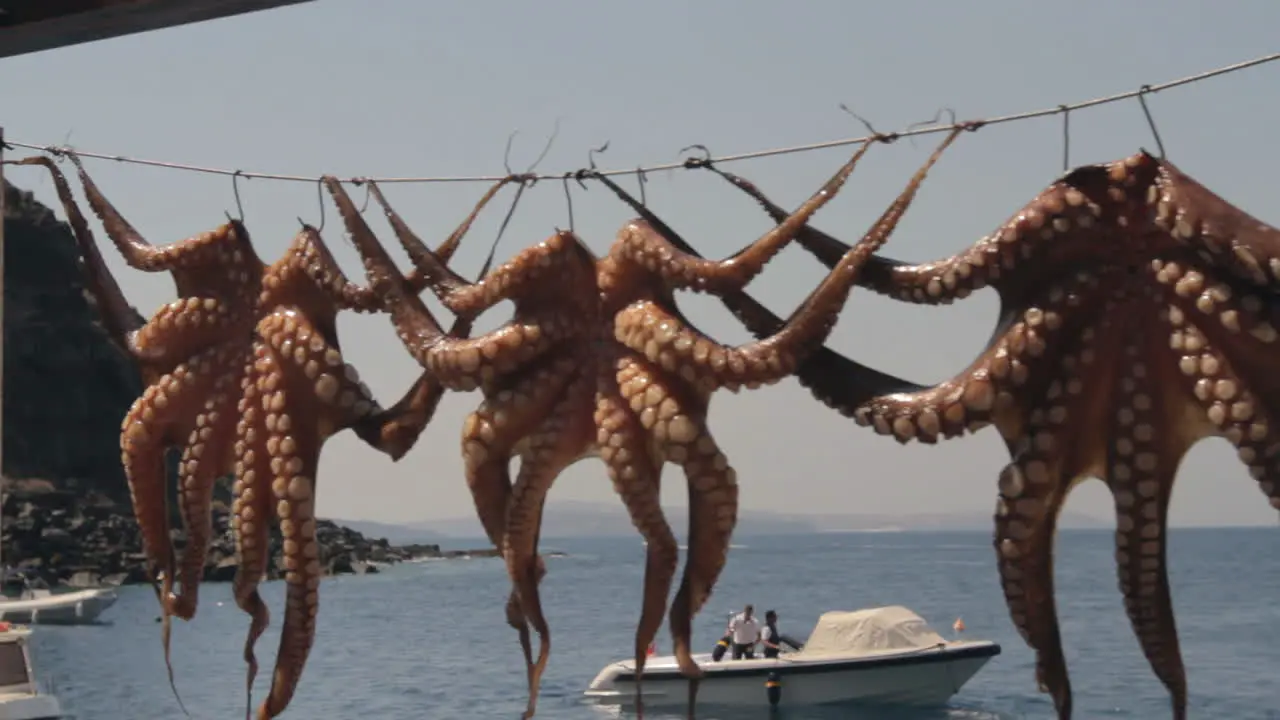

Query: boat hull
[0,589,118,625]
[585,642,1000,709]
[0,694,63,720]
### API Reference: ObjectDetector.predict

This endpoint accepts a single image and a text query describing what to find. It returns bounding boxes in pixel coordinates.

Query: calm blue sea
[28,528,1280,720]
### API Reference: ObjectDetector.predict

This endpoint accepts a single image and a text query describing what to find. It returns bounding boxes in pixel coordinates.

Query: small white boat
[585,605,1000,710]
[0,586,118,626]
[0,622,65,719]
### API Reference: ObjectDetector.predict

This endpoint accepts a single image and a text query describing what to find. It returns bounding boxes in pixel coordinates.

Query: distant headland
[332,499,1115,543]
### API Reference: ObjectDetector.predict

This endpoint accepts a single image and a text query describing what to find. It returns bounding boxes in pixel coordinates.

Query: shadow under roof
[0,0,313,59]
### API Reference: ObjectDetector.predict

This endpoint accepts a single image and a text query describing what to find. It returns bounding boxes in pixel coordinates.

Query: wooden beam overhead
[0,0,315,59]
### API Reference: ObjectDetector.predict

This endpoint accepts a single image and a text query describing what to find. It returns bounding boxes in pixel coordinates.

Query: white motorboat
[0,622,65,719]
[0,585,117,626]
[585,605,1000,710]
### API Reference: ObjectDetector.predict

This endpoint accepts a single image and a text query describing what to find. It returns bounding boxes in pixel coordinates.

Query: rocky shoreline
[1,478,512,589]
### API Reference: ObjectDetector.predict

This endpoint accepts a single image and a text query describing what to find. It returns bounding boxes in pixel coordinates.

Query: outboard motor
[765,670,782,706]
[711,631,732,662]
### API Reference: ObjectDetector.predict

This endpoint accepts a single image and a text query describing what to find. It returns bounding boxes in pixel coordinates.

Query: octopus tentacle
[255,372,322,720]
[418,315,573,391]
[613,127,961,396]
[66,152,258,275]
[585,162,924,424]
[231,348,276,717]
[611,229,908,395]
[282,217,466,461]
[604,139,878,295]
[608,354,729,678]
[597,355,678,684]
[701,159,979,304]
[716,152,1156,309]
[463,354,578,549]
[991,313,1110,717]
[855,270,1111,444]
[1104,323,1206,720]
[364,176,520,295]
[723,289,925,411]
[462,353,581,719]
[1153,260,1280,510]
[348,368,454,462]
[323,174,465,334]
[168,354,248,620]
[288,225,385,313]
[503,580,536,691]
[1150,155,1280,291]
[1153,258,1280,364]
[124,296,249,367]
[120,346,230,583]
[247,306,388,720]
[342,174,588,320]
[265,311,383,432]
[504,370,595,719]
[995,454,1073,717]
[405,228,590,319]
[1163,291,1276,441]
[120,344,234,706]
[993,281,1160,720]
[992,278,1226,718]
[327,177,576,391]
[258,430,320,717]
[668,416,738,679]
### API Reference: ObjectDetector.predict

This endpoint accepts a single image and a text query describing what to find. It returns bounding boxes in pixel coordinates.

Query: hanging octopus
[226,176,517,719]
[703,147,1280,719]
[321,127,958,717]
[4,152,268,707]
[5,155,458,719]
[353,176,559,709]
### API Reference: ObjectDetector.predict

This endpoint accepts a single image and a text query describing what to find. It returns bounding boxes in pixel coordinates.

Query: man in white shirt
[727,604,761,659]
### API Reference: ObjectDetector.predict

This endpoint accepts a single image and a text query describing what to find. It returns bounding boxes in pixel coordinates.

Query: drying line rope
[4,52,1279,185]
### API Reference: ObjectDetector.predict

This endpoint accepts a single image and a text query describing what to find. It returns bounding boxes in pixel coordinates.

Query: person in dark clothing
[761,610,782,659]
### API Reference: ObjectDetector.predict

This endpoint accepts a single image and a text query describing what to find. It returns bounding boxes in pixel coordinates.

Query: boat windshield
[0,642,30,690]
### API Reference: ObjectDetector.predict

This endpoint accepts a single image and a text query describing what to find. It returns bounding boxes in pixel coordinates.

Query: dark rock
[2,179,145,507]
[0,460,520,587]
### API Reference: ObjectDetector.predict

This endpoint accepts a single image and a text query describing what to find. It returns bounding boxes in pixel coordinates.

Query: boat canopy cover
[791,606,947,659]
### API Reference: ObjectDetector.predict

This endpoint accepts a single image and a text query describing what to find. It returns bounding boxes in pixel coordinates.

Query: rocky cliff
[2,178,142,503]
[0,178,474,587]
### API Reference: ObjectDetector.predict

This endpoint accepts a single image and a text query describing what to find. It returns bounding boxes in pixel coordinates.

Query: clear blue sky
[2,1,1278,527]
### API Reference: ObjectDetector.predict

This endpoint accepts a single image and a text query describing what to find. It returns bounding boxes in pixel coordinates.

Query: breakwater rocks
[0,478,519,588]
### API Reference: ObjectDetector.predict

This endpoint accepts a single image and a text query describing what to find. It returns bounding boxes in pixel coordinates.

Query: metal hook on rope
[228,170,246,223]
[1136,85,1167,159]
